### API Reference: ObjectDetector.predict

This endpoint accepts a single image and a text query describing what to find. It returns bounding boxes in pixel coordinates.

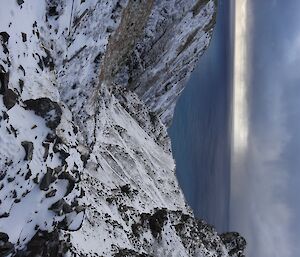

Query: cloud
[231,97,293,257]
[241,135,293,257]
[230,1,300,257]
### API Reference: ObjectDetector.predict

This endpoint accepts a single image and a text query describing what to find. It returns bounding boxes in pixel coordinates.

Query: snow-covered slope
[0,0,246,256]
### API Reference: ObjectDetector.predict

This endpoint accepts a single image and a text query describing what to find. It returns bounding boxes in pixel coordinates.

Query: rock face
[220,232,247,257]
[0,0,246,257]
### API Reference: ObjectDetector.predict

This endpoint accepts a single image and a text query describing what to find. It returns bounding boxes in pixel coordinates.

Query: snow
[0,0,244,256]
[0,0,59,101]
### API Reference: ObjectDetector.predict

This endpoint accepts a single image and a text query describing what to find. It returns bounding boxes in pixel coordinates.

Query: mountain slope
[0,0,245,256]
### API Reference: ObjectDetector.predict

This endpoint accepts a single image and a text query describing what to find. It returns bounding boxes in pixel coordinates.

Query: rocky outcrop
[24,98,62,129]
[0,0,246,256]
[0,232,14,257]
[220,232,247,257]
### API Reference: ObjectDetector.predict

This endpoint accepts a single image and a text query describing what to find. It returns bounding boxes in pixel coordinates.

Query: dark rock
[148,209,168,238]
[0,232,9,242]
[53,142,70,161]
[45,189,57,198]
[45,133,57,143]
[5,160,13,167]
[53,166,63,174]
[39,168,56,191]
[49,199,65,214]
[0,171,6,181]
[3,89,18,109]
[79,188,85,198]
[2,43,9,54]
[0,212,9,218]
[9,124,18,137]
[42,48,54,71]
[220,232,247,257]
[0,32,10,44]
[192,0,210,16]
[18,65,25,76]
[106,197,114,204]
[17,229,68,257]
[57,217,69,231]
[24,98,62,129]
[120,184,131,195]
[33,175,39,184]
[21,141,34,161]
[25,170,32,180]
[49,199,72,215]
[74,205,85,213]
[2,111,8,120]
[62,203,73,214]
[94,52,102,64]
[18,79,24,91]
[36,53,44,71]
[7,177,14,183]
[16,0,24,6]
[0,241,14,257]
[72,125,78,134]
[58,172,76,196]
[21,32,27,42]
[131,223,142,238]
[42,142,50,160]
[12,190,17,198]
[0,70,9,94]
[80,153,89,167]
[48,6,59,16]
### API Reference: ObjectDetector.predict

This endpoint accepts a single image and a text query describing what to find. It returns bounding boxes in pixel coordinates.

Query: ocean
[168,0,234,232]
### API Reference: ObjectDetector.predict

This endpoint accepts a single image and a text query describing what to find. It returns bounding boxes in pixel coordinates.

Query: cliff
[0,0,245,256]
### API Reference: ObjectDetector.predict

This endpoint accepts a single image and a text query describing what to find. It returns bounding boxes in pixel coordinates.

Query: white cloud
[231,106,293,257]
[230,2,300,257]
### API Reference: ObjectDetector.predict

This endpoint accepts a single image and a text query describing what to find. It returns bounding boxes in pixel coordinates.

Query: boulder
[148,209,168,238]
[220,232,247,257]
[0,232,14,257]
[17,229,68,257]
[39,168,56,191]
[0,232,9,242]
[0,32,10,44]
[21,141,34,161]
[24,98,62,129]
[0,70,8,94]
[0,242,14,257]
[17,0,24,6]
[3,89,18,109]
[49,199,72,215]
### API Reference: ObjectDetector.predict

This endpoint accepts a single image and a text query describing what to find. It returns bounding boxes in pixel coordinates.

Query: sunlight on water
[230,0,251,233]
[232,0,250,160]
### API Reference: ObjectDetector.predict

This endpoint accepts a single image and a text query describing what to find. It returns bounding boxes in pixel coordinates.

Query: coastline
[169,0,234,232]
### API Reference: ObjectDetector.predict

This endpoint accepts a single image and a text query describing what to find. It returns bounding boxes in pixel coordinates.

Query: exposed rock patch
[21,141,34,161]
[24,98,62,129]
[3,89,18,110]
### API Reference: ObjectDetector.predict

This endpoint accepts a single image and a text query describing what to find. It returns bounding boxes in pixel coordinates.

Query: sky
[230,1,300,257]
[171,0,300,256]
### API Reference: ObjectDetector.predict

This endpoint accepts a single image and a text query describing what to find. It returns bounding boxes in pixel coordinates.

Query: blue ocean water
[168,0,233,232]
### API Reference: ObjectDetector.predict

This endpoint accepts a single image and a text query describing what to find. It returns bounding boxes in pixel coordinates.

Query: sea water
[169,0,234,232]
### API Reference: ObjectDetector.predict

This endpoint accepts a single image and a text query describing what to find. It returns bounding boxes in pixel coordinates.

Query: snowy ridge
[0,0,246,256]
